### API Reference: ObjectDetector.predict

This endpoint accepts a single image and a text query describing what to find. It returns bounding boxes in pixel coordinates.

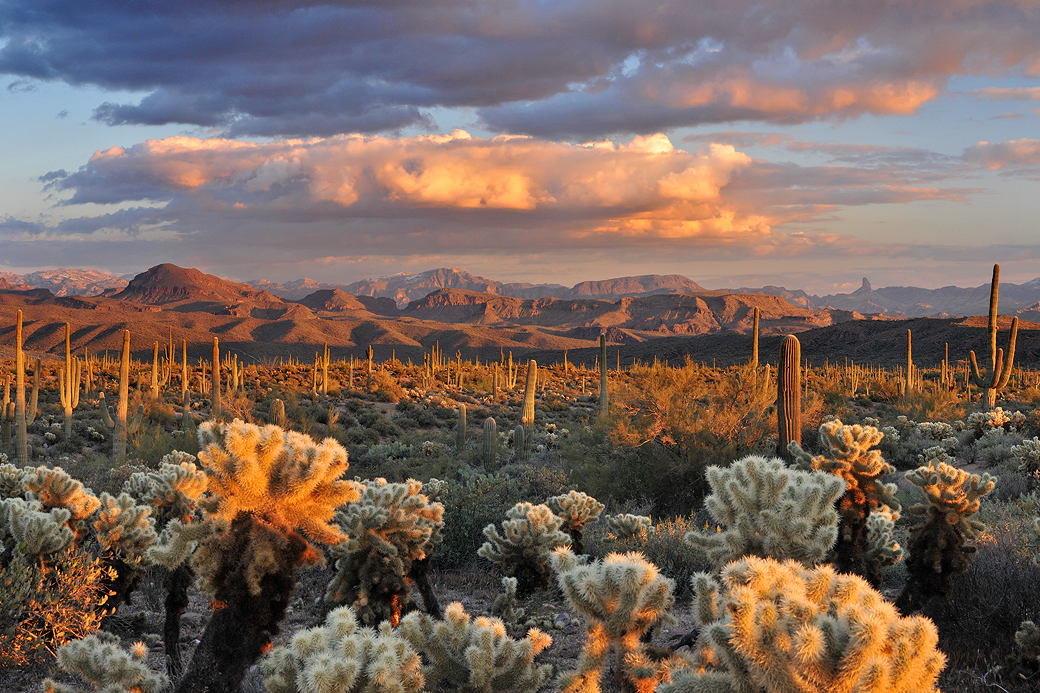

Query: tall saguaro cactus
[906,328,914,395]
[522,360,537,458]
[598,334,609,414]
[970,263,1019,409]
[14,311,28,464]
[99,330,143,464]
[211,337,221,419]
[750,306,760,369]
[59,322,82,443]
[777,334,801,460]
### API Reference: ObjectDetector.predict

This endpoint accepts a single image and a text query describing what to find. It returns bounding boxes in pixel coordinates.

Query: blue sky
[1,1,1039,295]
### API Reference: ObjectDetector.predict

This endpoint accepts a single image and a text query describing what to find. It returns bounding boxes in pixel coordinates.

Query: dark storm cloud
[2,1,1039,138]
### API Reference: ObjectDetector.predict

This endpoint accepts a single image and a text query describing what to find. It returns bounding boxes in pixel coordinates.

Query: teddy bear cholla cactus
[398,601,553,693]
[0,497,74,558]
[478,502,571,595]
[326,477,444,626]
[659,556,946,693]
[552,548,688,693]
[685,455,845,568]
[790,419,900,585]
[43,634,169,693]
[546,489,604,554]
[262,605,424,693]
[894,449,997,614]
[606,513,653,541]
[1011,436,1040,476]
[150,419,362,693]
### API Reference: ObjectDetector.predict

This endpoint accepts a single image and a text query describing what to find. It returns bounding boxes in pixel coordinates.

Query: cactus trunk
[456,403,467,451]
[599,334,609,414]
[211,337,221,419]
[751,306,759,369]
[522,360,537,458]
[777,335,802,460]
[14,311,27,464]
[482,417,497,473]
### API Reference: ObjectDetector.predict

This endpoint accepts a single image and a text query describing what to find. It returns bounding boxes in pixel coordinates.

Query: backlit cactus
[153,420,362,693]
[58,322,82,443]
[546,489,604,555]
[262,606,424,693]
[478,501,571,595]
[42,634,170,693]
[599,333,609,414]
[326,478,443,626]
[790,418,900,585]
[553,547,684,693]
[969,263,1018,409]
[605,513,652,541]
[895,449,997,613]
[398,601,553,693]
[457,403,467,451]
[0,497,74,559]
[661,557,946,693]
[521,360,537,457]
[777,335,801,460]
[685,455,845,568]
[98,330,143,465]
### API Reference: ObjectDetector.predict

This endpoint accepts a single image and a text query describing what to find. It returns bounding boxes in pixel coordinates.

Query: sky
[1,1,1040,296]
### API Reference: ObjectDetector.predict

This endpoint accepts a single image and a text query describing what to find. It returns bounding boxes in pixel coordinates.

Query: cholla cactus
[22,466,101,542]
[262,605,424,693]
[0,497,74,558]
[660,556,945,693]
[398,601,552,693]
[491,577,526,626]
[122,452,207,529]
[552,548,685,693]
[916,421,956,441]
[1011,436,1040,476]
[685,455,845,568]
[326,478,444,626]
[966,407,1025,435]
[42,634,169,693]
[160,420,363,693]
[864,510,903,572]
[790,419,900,584]
[606,514,653,541]
[94,492,156,565]
[546,490,604,554]
[895,452,997,614]
[478,502,571,595]
[0,461,29,499]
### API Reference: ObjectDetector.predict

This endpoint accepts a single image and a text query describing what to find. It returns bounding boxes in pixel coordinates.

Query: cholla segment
[685,455,845,568]
[660,557,945,693]
[478,502,571,595]
[121,453,207,529]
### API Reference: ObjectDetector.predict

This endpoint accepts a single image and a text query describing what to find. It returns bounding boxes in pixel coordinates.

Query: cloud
[2,1,1039,137]
[970,87,1040,101]
[14,130,974,277]
[963,139,1040,169]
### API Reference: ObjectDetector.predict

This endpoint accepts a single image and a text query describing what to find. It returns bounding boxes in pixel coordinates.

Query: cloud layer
[3,1,1039,137]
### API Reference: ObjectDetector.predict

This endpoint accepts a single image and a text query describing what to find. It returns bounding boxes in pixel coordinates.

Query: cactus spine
[599,334,609,414]
[970,263,1018,409]
[211,337,221,419]
[482,417,497,473]
[456,403,467,451]
[777,334,801,460]
[59,322,82,443]
[99,330,143,464]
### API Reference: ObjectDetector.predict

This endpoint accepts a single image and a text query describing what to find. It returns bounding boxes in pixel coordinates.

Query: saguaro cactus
[777,335,801,460]
[906,328,914,395]
[14,311,28,464]
[522,359,537,456]
[482,416,497,472]
[59,323,82,443]
[456,403,467,451]
[751,306,759,369]
[211,337,221,419]
[970,262,1018,409]
[99,330,143,464]
[599,334,609,414]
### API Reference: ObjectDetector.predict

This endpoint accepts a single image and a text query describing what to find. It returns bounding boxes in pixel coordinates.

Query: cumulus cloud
[963,139,1040,169]
[15,130,972,275]
[2,1,1039,137]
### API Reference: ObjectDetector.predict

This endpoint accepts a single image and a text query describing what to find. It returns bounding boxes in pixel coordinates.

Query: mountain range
[0,263,1037,368]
